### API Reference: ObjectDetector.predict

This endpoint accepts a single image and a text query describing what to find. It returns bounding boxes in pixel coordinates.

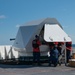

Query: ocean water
[72,44,75,49]
[72,44,75,48]
[72,44,75,53]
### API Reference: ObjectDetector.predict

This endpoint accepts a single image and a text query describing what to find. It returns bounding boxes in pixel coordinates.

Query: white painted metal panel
[13,25,37,49]
[0,45,18,60]
[44,24,71,42]
[13,28,25,49]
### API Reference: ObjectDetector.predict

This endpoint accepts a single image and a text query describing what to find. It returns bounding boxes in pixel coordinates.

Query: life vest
[32,39,41,52]
[54,42,58,45]
[66,42,72,51]
[32,40,39,48]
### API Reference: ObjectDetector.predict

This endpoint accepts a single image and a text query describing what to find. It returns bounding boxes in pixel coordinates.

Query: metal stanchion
[64,38,67,66]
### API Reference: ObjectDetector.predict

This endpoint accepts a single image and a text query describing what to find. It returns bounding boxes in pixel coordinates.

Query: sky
[0,0,75,45]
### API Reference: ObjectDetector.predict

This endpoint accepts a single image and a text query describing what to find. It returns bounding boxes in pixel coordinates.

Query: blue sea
[72,44,75,53]
[72,44,75,48]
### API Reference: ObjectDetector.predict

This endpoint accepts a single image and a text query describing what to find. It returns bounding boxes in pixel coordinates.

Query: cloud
[62,25,68,28]
[16,24,20,28]
[0,15,6,19]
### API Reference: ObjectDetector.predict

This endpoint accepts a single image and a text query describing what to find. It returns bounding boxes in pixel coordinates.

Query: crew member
[66,42,72,63]
[32,35,41,65]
